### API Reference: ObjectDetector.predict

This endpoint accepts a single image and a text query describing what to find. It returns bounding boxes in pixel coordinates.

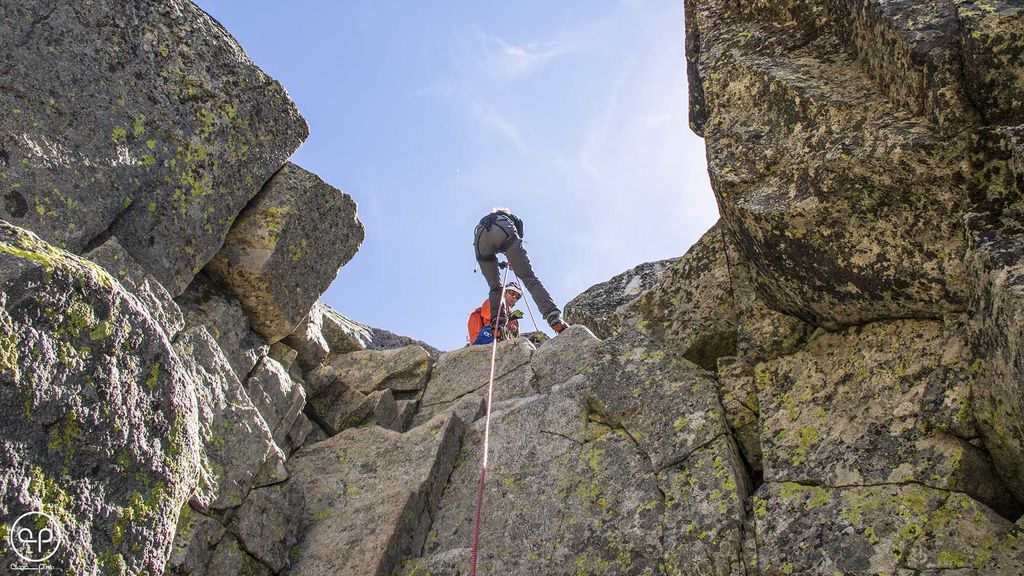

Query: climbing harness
[469,262,512,576]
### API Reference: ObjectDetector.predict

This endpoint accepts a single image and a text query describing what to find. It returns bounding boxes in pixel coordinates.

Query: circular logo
[8,511,62,563]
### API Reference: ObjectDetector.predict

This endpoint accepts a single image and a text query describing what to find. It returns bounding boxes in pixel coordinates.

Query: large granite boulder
[615,222,739,370]
[0,221,202,574]
[687,0,971,329]
[757,319,1014,513]
[563,257,678,338]
[287,413,466,576]
[0,1,308,295]
[317,345,433,396]
[606,221,810,371]
[205,162,364,343]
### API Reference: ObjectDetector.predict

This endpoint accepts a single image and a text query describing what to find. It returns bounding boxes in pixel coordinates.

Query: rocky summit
[1,0,1023,575]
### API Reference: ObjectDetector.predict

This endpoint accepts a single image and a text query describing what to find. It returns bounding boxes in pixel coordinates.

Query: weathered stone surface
[829,0,974,130]
[368,389,399,430]
[585,335,731,471]
[318,302,371,354]
[319,302,444,357]
[755,482,1019,575]
[417,338,536,422]
[400,547,469,576]
[958,1,1024,125]
[233,481,304,574]
[966,214,1024,505]
[206,533,272,576]
[167,505,227,575]
[530,324,600,394]
[0,1,308,295]
[659,435,751,575]
[288,414,465,576]
[301,370,372,436]
[422,348,747,576]
[85,236,185,336]
[688,0,970,329]
[616,223,738,370]
[0,222,202,574]
[205,162,364,343]
[757,319,1012,513]
[286,413,317,454]
[425,379,653,574]
[564,257,678,338]
[319,345,433,395]
[716,356,761,472]
[177,272,268,381]
[283,304,330,371]
[244,356,307,454]
[392,399,419,433]
[174,327,285,512]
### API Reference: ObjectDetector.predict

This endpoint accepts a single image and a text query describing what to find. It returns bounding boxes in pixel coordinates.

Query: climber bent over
[473,208,568,334]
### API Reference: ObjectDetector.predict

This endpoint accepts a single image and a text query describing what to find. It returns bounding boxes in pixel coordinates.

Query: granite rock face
[687,0,973,330]
[205,163,364,343]
[288,413,465,576]
[4,0,1024,573]
[176,272,268,381]
[0,222,202,574]
[563,257,678,338]
[417,338,536,422]
[0,1,308,295]
[318,302,444,358]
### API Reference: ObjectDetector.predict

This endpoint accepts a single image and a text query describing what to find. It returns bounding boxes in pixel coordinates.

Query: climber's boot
[547,313,569,334]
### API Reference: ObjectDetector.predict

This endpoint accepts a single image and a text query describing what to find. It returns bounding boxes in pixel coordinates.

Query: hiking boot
[546,313,569,334]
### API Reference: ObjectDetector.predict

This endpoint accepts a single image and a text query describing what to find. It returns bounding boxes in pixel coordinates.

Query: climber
[468,282,525,345]
[473,208,569,335]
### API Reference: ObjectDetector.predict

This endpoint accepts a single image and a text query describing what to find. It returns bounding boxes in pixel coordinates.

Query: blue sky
[193,0,718,351]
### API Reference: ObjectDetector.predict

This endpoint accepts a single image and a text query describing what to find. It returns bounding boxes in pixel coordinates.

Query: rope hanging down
[513,271,542,336]
[469,262,511,576]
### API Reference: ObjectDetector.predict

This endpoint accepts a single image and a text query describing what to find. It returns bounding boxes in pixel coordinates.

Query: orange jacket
[467,300,519,343]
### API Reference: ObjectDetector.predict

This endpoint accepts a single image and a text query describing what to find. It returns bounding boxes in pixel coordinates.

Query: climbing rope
[512,271,542,335]
[469,262,512,576]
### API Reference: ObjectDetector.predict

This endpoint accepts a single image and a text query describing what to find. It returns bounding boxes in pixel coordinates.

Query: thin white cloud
[475,30,577,78]
[413,81,529,152]
[463,90,529,151]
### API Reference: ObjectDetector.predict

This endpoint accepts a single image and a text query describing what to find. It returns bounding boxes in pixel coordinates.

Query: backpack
[468,305,487,344]
[467,300,520,345]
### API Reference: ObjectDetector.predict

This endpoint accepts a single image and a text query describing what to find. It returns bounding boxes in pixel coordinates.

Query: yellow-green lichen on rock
[0,220,202,574]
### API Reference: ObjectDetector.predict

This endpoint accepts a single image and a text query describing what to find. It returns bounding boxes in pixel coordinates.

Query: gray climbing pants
[474,222,560,325]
